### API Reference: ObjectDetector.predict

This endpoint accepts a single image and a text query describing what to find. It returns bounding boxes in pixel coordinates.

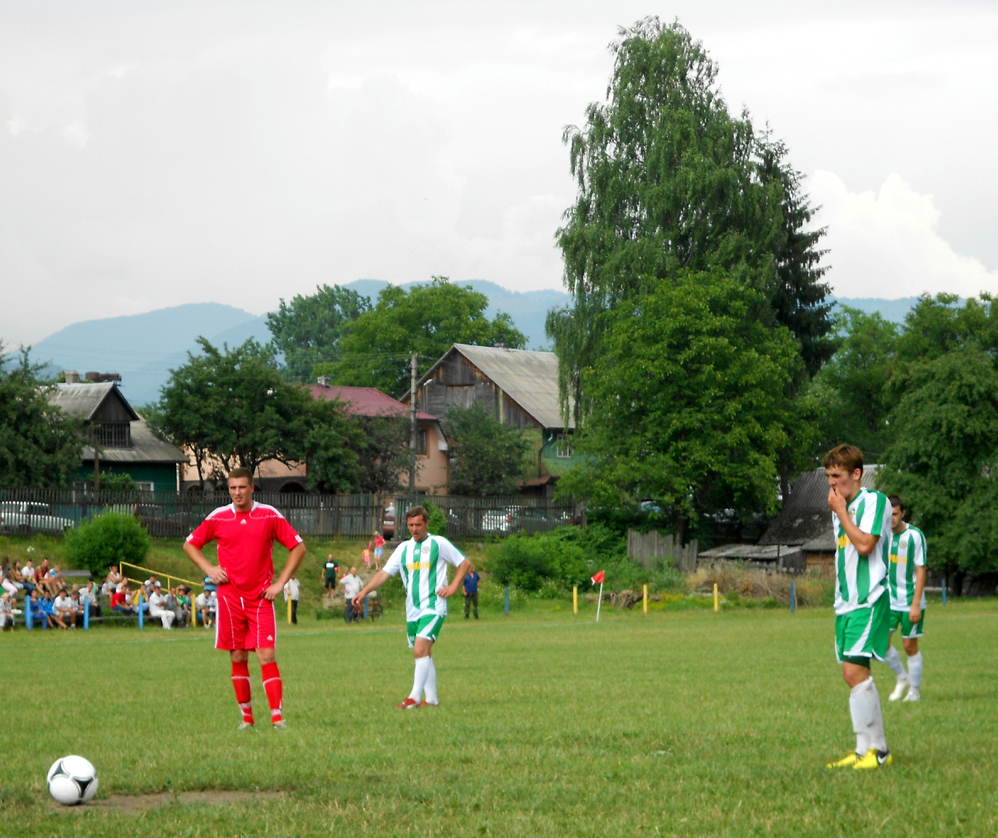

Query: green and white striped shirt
[383,534,466,621]
[888,524,927,610]
[832,487,892,615]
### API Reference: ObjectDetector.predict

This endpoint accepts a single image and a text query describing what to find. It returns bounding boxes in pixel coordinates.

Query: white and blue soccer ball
[47,755,98,805]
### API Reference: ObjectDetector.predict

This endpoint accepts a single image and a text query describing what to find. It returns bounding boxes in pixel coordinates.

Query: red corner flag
[591,571,605,585]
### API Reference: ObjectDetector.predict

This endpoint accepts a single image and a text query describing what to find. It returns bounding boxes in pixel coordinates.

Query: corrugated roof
[427,344,573,430]
[47,383,139,421]
[310,385,436,421]
[80,419,188,464]
[758,466,882,546]
[698,543,800,561]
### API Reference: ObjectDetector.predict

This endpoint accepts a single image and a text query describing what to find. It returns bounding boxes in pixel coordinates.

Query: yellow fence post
[287,594,292,626]
[573,586,578,615]
[713,583,719,612]
[643,584,647,614]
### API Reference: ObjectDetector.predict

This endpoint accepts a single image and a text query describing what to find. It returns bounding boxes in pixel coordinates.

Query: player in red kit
[183,468,306,731]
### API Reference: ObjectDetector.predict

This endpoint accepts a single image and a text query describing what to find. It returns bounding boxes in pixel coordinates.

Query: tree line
[4,18,996,585]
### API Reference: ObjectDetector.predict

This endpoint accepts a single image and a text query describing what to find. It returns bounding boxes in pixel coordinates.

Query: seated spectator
[39,592,66,629]
[110,586,135,615]
[173,586,191,627]
[195,588,215,628]
[80,581,101,617]
[2,568,21,597]
[148,582,175,629]
[131,584,151,616]
[21,559,36,592]
[53,588,78,628]
[0,592,14,630]
[105,564,123,591]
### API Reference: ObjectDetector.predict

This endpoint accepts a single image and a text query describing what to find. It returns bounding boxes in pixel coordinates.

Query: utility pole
[409,353,418,491]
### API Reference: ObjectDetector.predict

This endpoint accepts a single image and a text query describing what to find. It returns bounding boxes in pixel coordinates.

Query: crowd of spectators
[0,557,211,632]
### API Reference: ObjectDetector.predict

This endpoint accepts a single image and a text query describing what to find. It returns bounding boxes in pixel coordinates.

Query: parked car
[135,504,188,536]
[480,507,519,535]
[0,501,76,533]
[382,504,396,539]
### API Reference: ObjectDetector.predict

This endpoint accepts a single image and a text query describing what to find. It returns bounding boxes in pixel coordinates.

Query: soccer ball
[47,755,98,805]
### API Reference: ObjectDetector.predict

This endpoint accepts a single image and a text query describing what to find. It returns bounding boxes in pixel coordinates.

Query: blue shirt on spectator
[463,571,480,595]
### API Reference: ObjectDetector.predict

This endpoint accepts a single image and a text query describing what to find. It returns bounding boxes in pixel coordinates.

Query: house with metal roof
[311,382,449,495]
[698,466,882,575]
[47,383,187,492]
[399,344,577,494]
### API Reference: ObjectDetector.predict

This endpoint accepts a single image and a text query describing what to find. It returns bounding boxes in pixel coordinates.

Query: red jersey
[187,502,302,600]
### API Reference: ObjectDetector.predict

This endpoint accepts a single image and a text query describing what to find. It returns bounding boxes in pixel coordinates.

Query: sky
[2,1,996,347]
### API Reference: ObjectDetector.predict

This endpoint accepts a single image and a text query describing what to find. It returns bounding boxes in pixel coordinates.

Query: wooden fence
[626,529,699,572]
[0,487,577,541]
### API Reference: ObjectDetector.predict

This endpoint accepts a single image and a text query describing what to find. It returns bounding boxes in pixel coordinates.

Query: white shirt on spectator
[284,578,301,601]
[341,573,362,599]
[53,595,73,613]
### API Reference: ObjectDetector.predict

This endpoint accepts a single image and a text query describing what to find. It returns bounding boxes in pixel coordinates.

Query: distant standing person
[373,532,385,571]
[340,567,363,623]
[883,495,927,702]
[823,445,893,770]
[353,506,471,709]
[284,576,301,625]
[183,467,306,731]
[463,566,480,620]
[323,555,339,593]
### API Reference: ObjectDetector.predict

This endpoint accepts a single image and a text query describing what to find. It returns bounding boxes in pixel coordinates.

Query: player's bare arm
[263,542,307,602]
[353,570,391,609]
[182,541,229,585]
[437,559,472,598]
[827,487,877,556]
[910,564,926,623]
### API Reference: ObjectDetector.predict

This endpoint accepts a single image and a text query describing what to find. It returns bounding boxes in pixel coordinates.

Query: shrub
[65,512,151,577]
[423,501,448,538]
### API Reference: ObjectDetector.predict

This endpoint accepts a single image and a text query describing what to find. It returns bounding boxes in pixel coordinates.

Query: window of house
[93,423,130,448]
[555,434,573,459]
[413,429,427,455]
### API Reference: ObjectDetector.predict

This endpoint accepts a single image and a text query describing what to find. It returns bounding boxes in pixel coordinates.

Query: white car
[0,502,76,533]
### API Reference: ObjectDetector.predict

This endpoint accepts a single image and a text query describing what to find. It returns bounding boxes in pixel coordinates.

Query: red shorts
[215,594,277,651]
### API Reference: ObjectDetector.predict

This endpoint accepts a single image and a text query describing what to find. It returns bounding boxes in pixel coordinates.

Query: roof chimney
[317,376,330,388]
[64,370,80,384]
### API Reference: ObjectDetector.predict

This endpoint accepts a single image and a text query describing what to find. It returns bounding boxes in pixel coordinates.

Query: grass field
[2,594,996,837]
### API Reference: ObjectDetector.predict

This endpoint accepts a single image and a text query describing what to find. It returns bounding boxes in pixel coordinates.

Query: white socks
[409,656,431,702]
[884,646,908,681]
[424,658,438,705]
[850,677,887,753]
[908,652,923,691]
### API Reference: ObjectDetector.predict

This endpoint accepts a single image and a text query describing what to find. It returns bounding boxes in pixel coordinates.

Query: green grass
[1,597,996,836]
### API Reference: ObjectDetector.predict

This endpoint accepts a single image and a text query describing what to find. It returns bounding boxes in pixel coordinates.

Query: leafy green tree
[266,284,371,383]
[809,306,899,462]
[878,348,998,587]
[160,339,313,480]
[550,18,830,428]
[0,346,83,488]
[446,403,530,496]
[353,415,412,495]
[324,278,526,397]
[894,293,998,370]
[557,270,801,544]
[303,399,364,494]
[65,512,151,577]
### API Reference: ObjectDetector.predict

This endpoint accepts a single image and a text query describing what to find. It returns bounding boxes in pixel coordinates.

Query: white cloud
[811,171,998,300]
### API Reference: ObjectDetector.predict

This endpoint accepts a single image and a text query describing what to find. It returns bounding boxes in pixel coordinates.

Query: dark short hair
[888,494,905,511]
[228,467,253,482]
[405,505,429,524]
[822,444,864,475]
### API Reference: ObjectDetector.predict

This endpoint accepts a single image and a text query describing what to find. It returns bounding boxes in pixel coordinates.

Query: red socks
[231,660,253,725]
[261,661,283,724]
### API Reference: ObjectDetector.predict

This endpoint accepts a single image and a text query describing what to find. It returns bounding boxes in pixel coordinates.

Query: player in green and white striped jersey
[353,505,471,710]
[882,495,927,702]
[823,445,893,770]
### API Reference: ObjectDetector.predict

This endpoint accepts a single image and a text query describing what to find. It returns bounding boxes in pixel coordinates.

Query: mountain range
[23,282,919,407]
